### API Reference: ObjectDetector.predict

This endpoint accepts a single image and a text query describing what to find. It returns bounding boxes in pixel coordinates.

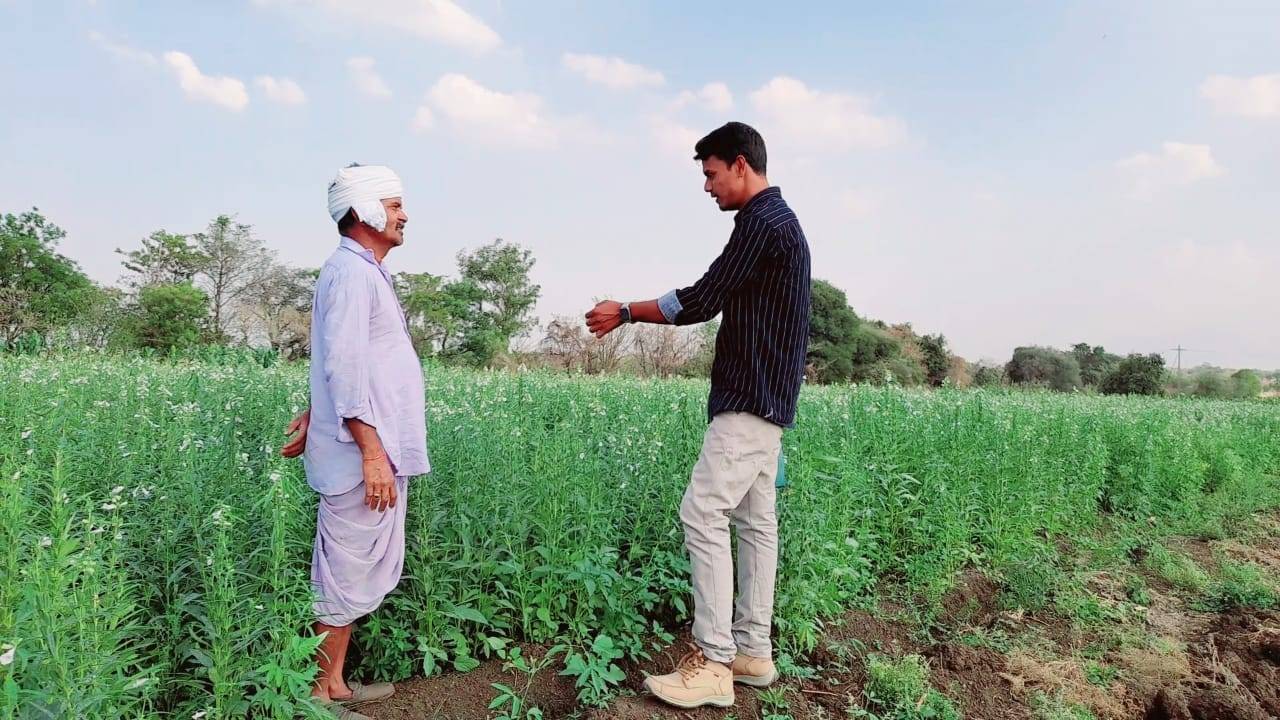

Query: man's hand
[585,300,623,338]
[362,453,396,512]
[281,407,311,458]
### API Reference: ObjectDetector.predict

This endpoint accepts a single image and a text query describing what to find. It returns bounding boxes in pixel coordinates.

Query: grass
[1,352,1279,718]
[851,653,959,720]
[1029,690,1096,720]
[1143,545,1213,594]
[1195,559,1280,611]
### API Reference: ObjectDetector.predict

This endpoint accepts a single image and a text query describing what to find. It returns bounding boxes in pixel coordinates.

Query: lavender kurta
[304,237,429,626]
[304,237,429,493]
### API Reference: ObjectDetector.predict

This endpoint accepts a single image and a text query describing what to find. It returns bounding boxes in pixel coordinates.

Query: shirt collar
[339,236,379,266]
[737,186,782,217]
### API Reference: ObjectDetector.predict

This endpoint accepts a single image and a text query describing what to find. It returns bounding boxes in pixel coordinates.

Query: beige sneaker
[643,645,735,709]
[731,653,778,687]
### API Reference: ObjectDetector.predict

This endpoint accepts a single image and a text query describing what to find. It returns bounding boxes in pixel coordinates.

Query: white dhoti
[311,476,408,626]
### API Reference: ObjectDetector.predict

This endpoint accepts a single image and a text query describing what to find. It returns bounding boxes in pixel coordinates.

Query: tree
[681,320,719,378]
[919,333,951,387]
[541,316,630,374]
[240,264,315,359]
[973,364,1003,388]
[57,285,128,350]
[1231,369,1262,400]
[192,215,270,343]
[129,282,210,352]
[850,323,902,383]
[1070,343,1121,387]
[0,209,95,346]
[1099,353,1166,396]
[396,271,458,356]
[806,279,862,383]
[633,324,700,377]
[1006,346,1082,392]
[455,239,541,353]
[116,230,207,288]
[436,277,504,365]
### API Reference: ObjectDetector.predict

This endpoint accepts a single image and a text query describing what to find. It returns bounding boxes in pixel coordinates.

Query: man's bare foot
[328,679,354,701]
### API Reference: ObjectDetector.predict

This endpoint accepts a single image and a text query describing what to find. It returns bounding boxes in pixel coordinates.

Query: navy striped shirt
[658,187,812,427]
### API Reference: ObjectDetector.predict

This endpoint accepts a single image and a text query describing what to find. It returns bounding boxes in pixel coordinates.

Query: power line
[1166,345,1211,373]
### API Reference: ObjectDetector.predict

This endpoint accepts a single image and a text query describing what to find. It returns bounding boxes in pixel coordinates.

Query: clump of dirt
[1144,609,1280,720]
[937,569,1002,630]
[374,643,579,720]
[928,643,1030,720]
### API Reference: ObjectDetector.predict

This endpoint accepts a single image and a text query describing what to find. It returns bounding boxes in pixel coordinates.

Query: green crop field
[2,354,1278,719]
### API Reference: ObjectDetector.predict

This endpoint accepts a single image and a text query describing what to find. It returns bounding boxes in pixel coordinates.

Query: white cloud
[347,56,391,98]
[254,76,307,105]
[419,73,555,148]
[673,82,734,113]
[650,116,700,159]
[748,76,904,152]
[411,105,435,132]
[162,51,249,111]
[562,52,665,90]
[1116,142,1225,198]
[255,0,500,53]
[1200,73,1280,118]
[87,31,156,65]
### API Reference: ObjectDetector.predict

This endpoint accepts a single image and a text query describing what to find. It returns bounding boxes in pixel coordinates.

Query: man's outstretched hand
[281,407,310,458]
[585,300,623,338]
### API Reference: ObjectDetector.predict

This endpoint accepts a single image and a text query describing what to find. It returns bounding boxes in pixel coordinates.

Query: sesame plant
[1,353,1277,717]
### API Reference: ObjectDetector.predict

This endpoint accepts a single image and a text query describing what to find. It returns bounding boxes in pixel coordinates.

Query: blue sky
[3,0,1278,368]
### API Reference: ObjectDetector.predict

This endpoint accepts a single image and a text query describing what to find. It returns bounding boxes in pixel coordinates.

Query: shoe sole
[650,694,735,709]
[734,671,778,688]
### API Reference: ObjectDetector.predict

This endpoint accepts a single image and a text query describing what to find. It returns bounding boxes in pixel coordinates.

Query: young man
[281,163,429,720]
[585,122,812,709]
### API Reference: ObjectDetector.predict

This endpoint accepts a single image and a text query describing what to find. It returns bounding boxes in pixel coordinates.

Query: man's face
[702,156,747,211]
[379,197,407,246]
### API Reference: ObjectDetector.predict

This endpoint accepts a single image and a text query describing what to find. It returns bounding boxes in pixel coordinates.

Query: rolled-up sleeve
[320,266,376,442]
[657,290,684,324]
[671,215,770,325]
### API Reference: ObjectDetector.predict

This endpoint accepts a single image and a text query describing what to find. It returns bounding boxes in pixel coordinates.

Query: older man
[281,163,429,719]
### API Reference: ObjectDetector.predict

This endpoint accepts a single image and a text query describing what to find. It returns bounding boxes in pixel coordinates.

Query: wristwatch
[619,303,633,324]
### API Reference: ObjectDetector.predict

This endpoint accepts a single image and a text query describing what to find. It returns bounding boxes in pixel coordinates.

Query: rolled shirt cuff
[657,289,683,324]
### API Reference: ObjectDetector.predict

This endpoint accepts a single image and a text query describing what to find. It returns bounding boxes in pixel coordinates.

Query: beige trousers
[679,411,783,664]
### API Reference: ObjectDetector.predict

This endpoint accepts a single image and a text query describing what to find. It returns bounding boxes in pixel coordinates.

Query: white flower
[101,503,117,511]
[0,645,14,666]
[39,536,52,548]
[127,677,148,690]
[111,486,125,495]
[268,472,282,483]
[211,509,224,522]
[192,712,207,720]
[254,604,264,611]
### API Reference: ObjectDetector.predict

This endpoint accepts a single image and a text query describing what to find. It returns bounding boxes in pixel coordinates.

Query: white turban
[327,164,403,233]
